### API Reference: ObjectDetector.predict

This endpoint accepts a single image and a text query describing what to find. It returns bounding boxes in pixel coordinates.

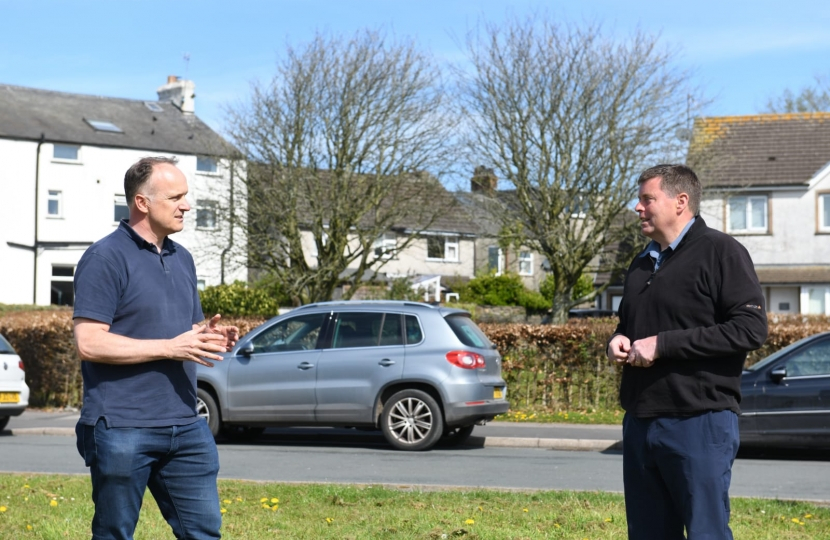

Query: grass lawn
[0,474,827,539]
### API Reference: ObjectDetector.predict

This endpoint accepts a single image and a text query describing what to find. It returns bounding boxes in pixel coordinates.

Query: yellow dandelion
[236,497,243,502]
[23,485,30,489]
[223,499,231,504]
[271,505,278,512]
[523,508,528,512]
[0,506,6,512]
[220,508,227,514]
[465,519,475,525]
[792,518,801,524]
[805,514,813,519]
[261,503,270,509]
[50,500,58,507]
[554,523,561,528]
[270,498,279,503]
[604,517,613,522]
[326,517,333,524]
[478,506,483,511]
[27,525,33,530]
[260,497,268,503]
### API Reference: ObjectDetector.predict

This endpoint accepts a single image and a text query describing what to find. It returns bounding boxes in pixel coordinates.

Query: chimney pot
[471,166,498,194]
[167,75,178,84]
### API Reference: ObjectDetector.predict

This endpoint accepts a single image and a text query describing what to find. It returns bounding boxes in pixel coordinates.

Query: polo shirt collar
[117,219,175,253]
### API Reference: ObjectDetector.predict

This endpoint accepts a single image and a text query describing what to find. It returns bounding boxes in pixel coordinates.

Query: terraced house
[689,112,830,315]
[0,78,246,307]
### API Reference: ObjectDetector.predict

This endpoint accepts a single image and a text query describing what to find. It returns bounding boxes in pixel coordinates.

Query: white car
[0,333,29,431]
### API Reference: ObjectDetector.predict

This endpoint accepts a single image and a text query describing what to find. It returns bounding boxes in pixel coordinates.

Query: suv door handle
[378,359,396,366]
[297,362,315,370]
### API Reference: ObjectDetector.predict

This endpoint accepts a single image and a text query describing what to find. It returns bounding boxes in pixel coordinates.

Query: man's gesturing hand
[169,326,228,367]
[626,336,658,368]
[207,314,239,352]
[607,334,631,364]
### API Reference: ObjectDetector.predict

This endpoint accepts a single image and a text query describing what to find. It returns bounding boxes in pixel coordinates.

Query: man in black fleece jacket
[607,164,767,540]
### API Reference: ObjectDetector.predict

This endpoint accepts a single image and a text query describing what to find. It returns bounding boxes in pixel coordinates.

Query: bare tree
[763,74,830,113]
[458,16,699,322]
[223,30,457,304]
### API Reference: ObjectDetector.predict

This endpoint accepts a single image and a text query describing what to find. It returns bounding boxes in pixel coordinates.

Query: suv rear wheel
[196,388,221,437]
[381,389,443,451]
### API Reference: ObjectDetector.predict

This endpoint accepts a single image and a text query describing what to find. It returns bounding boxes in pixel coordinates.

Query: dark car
[740,331,830,449]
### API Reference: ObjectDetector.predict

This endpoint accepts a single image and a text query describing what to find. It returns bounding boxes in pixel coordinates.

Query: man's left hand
[206,314,239,352]
[627,336,658,368]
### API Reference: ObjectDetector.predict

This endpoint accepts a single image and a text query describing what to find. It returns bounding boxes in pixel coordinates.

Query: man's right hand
[607,334,631,364]
[169,325,228,367]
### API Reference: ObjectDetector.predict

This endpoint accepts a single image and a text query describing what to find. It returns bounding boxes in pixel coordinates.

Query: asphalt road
[2,411,830,501]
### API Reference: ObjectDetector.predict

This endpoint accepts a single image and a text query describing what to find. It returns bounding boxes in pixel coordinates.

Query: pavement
[4,409,624,452]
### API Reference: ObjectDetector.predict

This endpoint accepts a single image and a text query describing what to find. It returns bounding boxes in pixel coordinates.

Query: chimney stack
[471,166,498,194]
[156,75,196,114]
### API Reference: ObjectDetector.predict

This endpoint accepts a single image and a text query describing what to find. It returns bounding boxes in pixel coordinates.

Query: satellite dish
[675,127,692,141]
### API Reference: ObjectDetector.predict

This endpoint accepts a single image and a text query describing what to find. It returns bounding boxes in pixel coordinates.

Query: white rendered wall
[0,139,246,305]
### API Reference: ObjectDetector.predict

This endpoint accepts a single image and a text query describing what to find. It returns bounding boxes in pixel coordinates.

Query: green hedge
[2,311,828,410]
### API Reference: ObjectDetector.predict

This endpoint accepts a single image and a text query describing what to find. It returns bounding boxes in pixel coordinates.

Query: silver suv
[196,301,508,451]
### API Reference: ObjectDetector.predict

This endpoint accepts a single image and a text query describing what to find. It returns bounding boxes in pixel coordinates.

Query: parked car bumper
[0,381,29,417]
[444,399,509,425]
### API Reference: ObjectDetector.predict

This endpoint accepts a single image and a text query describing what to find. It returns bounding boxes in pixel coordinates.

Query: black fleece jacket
[612,217,768,417]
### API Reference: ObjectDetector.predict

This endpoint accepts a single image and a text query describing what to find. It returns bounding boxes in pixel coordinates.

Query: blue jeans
[76,418,221,540]
[622,411,740,540]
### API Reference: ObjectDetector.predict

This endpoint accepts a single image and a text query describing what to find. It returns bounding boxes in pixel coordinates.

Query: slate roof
[687,112,830,188]
[0,83,232,155]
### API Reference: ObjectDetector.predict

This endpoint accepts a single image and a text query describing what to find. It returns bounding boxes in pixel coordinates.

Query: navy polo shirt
[73,220,204,428]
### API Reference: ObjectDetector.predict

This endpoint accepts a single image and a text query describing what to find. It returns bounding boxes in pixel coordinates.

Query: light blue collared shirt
[639,217,696,271]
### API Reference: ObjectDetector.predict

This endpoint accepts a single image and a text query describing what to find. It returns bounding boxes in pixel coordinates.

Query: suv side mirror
[770,366,787,383]
[238,343,254,357]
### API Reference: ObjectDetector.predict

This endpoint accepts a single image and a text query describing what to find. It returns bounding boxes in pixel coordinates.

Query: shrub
[199,280,287,318]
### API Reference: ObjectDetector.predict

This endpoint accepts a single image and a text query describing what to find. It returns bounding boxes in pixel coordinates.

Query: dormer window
[85,119,123,133]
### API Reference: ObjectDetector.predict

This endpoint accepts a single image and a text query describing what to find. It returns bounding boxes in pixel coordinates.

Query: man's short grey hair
[638,164,701,216]
[124,156,179,207]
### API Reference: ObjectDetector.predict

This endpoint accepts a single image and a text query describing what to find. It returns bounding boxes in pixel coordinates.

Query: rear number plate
[0,392,19,403]
[493,388,503,399]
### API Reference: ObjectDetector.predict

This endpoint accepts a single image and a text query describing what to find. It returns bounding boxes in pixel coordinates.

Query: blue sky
[2,0,829,135]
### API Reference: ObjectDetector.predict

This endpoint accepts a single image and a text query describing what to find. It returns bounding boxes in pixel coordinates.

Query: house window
[114,195,129,223]
[819,193,830,232]
[196,200,218,229]
[518,251,533,276]
[197,156,218,173]
[197,279,206,291]
[373,232,397,260]
[487,246,504,275]
[427,236,458,261]
[567,194,589,217]
[47,190,62,217]
[728,195,768,233]
[50,265,75,306]
[309,231,329,259]
[85,119,123,133]
[53,144,79,161]
[805,287,829,315]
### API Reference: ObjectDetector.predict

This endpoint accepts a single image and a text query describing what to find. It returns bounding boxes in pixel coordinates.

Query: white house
[690,112,830,315]
[0,78,246,306]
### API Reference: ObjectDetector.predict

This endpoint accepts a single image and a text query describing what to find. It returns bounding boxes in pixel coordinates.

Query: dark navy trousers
[622,410,740,540]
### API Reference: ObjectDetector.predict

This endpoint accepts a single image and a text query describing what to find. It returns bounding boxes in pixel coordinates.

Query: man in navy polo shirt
[73,156,238,540]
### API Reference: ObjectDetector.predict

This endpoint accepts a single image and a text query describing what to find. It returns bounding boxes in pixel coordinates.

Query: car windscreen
[745,337,814,372]
[0,334,16,354]
[445,315,491,349]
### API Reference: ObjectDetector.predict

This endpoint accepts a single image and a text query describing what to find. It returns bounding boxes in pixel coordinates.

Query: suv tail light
[19,360,24,371]
[446,351,485,369]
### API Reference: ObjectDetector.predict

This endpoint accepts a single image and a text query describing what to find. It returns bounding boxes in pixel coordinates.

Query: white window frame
[518,251,534,276]
[47,190,62,218]
[568,194,589,218]
[308,231,329,259]
[373,232,397,260]
[801,286,830,315]
[487,246,505,275]
[818,193,830,233]
[727,195,768,233]
[195,199,219,230]
[426,235,459,262]
[113,195,129,224]
[52,144,81,163]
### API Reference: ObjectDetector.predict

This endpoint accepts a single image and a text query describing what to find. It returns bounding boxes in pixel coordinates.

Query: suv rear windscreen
[445,315,491,349]
[0,334,15,354]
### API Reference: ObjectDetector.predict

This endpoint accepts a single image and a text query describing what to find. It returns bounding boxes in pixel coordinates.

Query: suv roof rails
[295,300,437,310]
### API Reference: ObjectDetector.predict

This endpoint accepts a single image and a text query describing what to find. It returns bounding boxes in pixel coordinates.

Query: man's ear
[676,192,689,214]
[134,193,151,214]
